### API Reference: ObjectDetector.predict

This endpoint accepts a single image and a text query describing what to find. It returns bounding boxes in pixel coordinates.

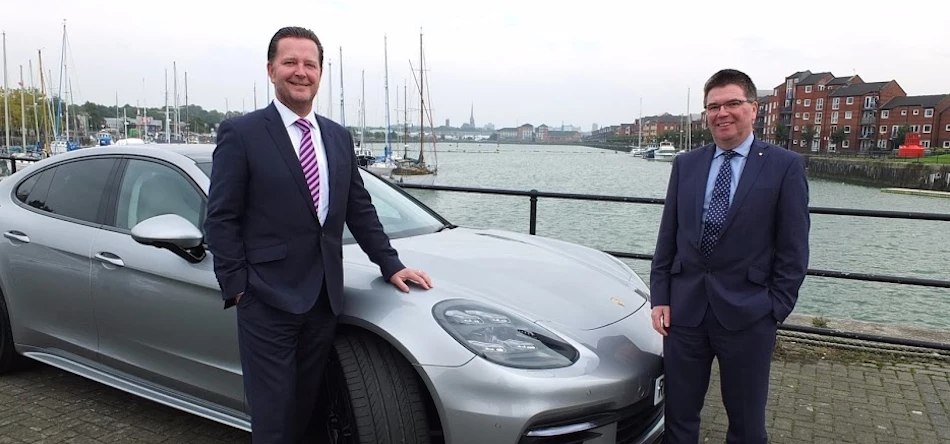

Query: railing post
[10,158,16,174]
[529,189,538,235]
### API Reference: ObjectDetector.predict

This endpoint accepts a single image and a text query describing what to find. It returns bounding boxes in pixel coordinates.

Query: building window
[842,140,850,148]
[795,112,800,118]
[844,126,851,133]
[881,110,889,119]
[913,109,920,116]
[944,141,950,148]
[832,98,840,110]
[804,99,811,107]
[901,110,907,116]
[794,126,799,131]
[793,140,798,145]
[846,97,854,105]
[911,125,921,133]
[805,86,812,93]
[803,112,810,120]
[925,108,934,118]
[922,141,931,148]
[831,112,839,124]
[816,98,824,110]
[815,112,822,123]
[880,125,887,134]
[845,111,853,120]
[923,125,932,133]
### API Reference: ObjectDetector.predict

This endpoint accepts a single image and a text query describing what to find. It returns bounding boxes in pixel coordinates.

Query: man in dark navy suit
[204,26,432,444]
[650,69,810,443]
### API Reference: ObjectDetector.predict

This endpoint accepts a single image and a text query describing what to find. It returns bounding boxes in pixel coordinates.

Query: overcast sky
[3,0,948,130]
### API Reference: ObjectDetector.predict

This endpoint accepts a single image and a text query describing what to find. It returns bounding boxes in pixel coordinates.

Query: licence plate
[654,375,665,405]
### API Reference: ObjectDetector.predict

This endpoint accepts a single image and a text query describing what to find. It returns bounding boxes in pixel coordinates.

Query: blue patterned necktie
[701,150,740,257]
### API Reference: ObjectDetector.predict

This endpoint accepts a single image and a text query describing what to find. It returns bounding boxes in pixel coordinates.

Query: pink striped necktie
[293,119,320,212]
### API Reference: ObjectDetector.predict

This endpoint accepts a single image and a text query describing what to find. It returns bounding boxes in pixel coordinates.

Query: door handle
[3,231,30,243]
[94,252,125,268]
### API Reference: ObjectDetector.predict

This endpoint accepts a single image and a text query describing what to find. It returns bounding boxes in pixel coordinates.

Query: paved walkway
[0,338,948,443]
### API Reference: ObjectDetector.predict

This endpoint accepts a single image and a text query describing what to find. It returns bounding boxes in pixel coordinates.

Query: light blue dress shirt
[702,133,754,222]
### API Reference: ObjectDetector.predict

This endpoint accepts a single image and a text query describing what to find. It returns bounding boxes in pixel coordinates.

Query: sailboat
[389,29,437,185]
[354,69,375,167]
[366,35,397,178]
[338,46,374,167]
[49,21,80,155]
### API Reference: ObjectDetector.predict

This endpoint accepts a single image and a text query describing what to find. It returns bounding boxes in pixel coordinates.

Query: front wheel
[322,331,432,444]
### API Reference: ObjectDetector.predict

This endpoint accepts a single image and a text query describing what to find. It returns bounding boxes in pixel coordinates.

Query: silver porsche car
[0,145,664,444]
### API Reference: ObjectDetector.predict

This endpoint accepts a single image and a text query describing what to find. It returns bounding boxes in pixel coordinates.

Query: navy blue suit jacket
[649,138,810,331]
[205,103,405,315]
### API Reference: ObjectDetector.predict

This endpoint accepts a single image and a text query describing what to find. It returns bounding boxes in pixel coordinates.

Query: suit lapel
[316,116,339,216]
[692,145,716,249]
[719,139,769,235]
[263,104,319,222]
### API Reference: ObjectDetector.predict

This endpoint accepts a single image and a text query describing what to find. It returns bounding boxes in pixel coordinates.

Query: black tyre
[0,292,22,374]
[323,331,431,444]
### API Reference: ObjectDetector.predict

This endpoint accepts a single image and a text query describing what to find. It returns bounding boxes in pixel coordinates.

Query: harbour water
[370,142,950,331]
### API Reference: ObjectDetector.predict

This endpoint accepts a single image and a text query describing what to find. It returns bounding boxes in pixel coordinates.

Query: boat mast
[383,34,391,159]
[2,31,9,153]
[338,47,345,128]
[165,69,170,143]
[20,65,27,149]
[419,28,424,164]
[359,69,365,148]
[30,60,41,147]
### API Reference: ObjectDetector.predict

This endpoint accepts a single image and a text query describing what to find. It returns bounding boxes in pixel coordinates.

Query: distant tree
[657,130,680,143]
[801,125,816,151]
[829,128,846,152]
[891,124,911,149]
[691,128,712,146]
[774,123,790,147]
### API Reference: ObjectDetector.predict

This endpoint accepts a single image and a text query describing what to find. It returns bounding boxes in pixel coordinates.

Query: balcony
[863,102,878,110]
[861,116,877,125]
[780,106,793,114]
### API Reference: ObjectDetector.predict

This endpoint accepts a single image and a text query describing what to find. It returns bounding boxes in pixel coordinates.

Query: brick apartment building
[762,69,915,154]
[826,81,905,152]
[878,95,950,150]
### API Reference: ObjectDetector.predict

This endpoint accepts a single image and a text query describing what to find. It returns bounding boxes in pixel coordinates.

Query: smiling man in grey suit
[649,69,810,443]
[204,26,432,444]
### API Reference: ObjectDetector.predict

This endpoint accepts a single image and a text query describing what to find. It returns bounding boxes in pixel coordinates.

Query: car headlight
[433,299,579,369]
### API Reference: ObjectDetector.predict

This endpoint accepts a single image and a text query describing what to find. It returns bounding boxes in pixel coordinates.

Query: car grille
[519,397,664,444]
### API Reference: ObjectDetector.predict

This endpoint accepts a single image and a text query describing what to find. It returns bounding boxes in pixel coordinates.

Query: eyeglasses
[705,100,753,113]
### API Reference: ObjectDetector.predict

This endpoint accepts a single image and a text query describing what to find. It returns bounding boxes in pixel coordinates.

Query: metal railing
[399,183,950,351]
[0,154,43,175]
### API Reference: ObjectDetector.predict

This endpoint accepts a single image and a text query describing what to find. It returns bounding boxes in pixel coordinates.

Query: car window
[16,169,55,211]
[24,159,116,223]
[114,159,205,232]
[15,172,41,203]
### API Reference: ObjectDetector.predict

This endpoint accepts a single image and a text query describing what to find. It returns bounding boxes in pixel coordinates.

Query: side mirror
[131,214,206,263]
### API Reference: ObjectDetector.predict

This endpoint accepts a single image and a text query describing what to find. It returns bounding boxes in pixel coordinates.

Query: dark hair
[703,69,757,104]
[267,26,324,69]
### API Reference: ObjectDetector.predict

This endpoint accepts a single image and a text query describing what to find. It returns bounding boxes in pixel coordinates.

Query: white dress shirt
[272,99,330,226]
